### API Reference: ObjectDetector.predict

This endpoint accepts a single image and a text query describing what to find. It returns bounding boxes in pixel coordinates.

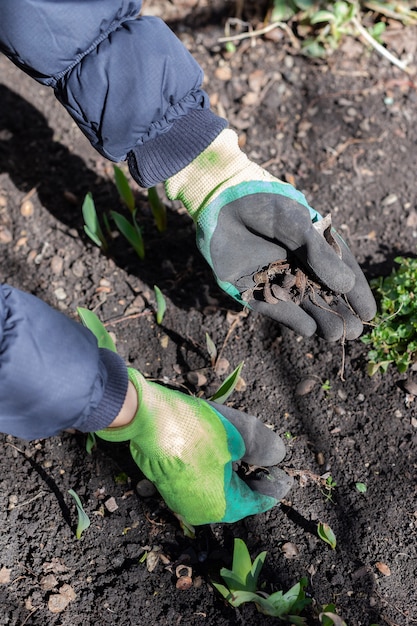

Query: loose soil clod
[241,214,339,307]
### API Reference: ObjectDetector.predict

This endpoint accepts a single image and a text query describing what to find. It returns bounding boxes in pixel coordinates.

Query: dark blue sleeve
[0,285,128,440]
[0,0,226,187]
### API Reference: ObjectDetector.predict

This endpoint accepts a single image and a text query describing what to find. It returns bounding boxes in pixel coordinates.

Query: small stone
[20,200,34,217]
[214,357,229,376]
[186,371,207,387]
[136,479,157,498]
[241,92,258,106]
[48,593,70,614]
[59,584,76,601]
[215,65,232,81]
[71,260,86,278]
[40,574,58,591]
[381,193,398,206]
[0,225,12,244]
[295,378,318,396]
[50,255,64,275]
[54,287,67,301]
[281,542,299,559]
[104,497,118,513]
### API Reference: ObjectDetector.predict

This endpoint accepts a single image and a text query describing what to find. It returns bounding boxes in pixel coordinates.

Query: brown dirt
[1,3,417,625]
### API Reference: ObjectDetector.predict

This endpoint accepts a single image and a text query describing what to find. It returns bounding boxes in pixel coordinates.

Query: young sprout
[148,186,167,232]
[85,432,96,455]
[113,164,135,214]
[68,489,91,539]
[210,361,244,404]
[317,522,337,549]
[205,332,217,366]
[355,482,367,493]
[111,210,145,259]
[212,538,311,621]
[154,285,166,325]
[77,308,117,353]
[82,192,108,250]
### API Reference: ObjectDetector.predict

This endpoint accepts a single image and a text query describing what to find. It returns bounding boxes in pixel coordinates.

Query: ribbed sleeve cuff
[127,109,228,188]
[81,348,129,432]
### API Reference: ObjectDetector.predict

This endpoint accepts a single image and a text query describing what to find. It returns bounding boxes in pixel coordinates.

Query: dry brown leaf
[0,567,11,584]
[375,561,391,576]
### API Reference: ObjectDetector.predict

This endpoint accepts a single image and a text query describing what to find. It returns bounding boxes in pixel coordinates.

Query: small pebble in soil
[136,479,157,498]
[104,497,118,512]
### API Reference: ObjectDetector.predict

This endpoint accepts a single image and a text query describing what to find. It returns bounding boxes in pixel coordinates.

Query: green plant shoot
[319,603,347,626]
[361,255,417,374]
[154,285,166,325]
[82,192,108,250]
[317,522,337,549]
[355,482,367,493]
[212,538,311,621]
[68,489,91,539]
[77,307,117,353]
[148,186,167,232]
[85,432,96,455]
[210,361,244,404]
[113,164,135,214]
[205,332,217,365]
[111,210,145,259]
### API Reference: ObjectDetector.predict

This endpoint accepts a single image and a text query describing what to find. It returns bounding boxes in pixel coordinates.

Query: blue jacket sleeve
[0,0,226,187]
[0,285,128,440]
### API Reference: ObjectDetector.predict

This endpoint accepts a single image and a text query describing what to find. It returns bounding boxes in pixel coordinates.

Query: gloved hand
[165,129,376,341]
[97,369,292,525]
[78,309,292,526]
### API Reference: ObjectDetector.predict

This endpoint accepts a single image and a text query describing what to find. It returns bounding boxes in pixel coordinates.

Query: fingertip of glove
[246,467,294,501]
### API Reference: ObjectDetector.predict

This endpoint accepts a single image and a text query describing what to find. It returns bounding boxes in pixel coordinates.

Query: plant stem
[351,16,412,74]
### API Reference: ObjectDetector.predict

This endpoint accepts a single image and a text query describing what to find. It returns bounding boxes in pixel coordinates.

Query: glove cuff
[95,368,145,442]
[165,128,275,219]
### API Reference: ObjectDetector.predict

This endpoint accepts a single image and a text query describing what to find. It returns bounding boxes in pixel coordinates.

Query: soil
[1,3,417,625]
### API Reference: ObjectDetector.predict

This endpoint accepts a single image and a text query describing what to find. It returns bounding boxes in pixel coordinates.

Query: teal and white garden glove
[97,369,292,526]
[165,129,376,341]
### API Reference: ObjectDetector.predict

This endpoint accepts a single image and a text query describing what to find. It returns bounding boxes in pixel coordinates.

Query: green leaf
[85,432,96,455]
[271,0,297,22]
[148,186,167,232]
[68,489,91,539]
[249,550,267,590]
[113,165,135,213]
[219,569,251,593]
[223,589,263,608]
[210,361,244,404]
[211,581,232,600]
[77,307,117,353]
[301,39,327,57]
[317,522,337,549]
[154,285,166,325]
[82,192,107,250]
[355,482,367,493]
[205,332,217,364]
[320,607,347,626]
[310,10,336,24]
[232,538,253,582]
[111,210,145,259]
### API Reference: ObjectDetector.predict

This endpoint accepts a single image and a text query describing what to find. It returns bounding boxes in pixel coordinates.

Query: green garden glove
[165,129,376,341]
[97,368,292,526]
